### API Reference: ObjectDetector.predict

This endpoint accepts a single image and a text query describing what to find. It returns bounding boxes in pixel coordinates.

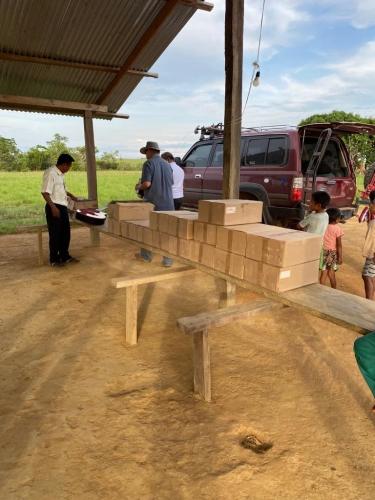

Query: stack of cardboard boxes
[105,200,321,293]
[106,202,154,235]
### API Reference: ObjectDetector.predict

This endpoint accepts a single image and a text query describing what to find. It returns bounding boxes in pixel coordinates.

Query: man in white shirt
[41,153,79,266]
[161,152,184,210]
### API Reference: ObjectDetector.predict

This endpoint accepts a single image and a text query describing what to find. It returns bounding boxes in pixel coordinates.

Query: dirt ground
[0,219,374,500]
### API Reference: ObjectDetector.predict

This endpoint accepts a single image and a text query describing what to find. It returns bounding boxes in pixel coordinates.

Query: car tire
[364,163,375,188]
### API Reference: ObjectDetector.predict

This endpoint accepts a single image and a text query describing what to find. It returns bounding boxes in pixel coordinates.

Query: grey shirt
[141,154,174,211]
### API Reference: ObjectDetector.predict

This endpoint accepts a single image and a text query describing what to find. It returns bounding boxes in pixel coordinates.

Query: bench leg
[218,279,236,308]
[90,228,100,247]
[37,230,43,265]
[193,329,211,402]
[125,285,138,345]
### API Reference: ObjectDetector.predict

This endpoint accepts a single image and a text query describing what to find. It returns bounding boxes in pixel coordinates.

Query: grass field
[0,171,366,234]
[0,171,140,234]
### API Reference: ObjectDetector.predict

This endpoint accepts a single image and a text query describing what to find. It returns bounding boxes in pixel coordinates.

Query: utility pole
[223,0,244,199]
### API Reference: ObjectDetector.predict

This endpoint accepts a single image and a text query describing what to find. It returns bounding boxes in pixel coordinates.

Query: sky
[1,0,375,158]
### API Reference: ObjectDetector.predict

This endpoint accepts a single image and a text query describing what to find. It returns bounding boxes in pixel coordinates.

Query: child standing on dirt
[297,191,331,235]
[360,190,375,300]
[320,208,343,289]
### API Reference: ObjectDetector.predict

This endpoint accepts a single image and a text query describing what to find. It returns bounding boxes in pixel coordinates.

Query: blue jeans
[140,248,173,267]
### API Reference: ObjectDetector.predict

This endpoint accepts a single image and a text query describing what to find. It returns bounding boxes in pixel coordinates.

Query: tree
[46,134,70,162]
[299,111,375,166]
[0,136,21,171]
[97,151,120,170]
[22,145,51,171]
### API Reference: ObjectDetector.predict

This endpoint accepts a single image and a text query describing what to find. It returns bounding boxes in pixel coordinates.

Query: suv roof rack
[195,123,297,140]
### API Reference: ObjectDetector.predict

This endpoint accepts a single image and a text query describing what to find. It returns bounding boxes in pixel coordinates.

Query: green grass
[0,171,140,234]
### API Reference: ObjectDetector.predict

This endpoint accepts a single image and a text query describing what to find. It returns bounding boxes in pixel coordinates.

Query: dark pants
[174,198,183,210]
[45,204,71,264]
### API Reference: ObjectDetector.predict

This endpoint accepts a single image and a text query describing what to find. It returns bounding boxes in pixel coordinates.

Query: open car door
[299,122,375,210]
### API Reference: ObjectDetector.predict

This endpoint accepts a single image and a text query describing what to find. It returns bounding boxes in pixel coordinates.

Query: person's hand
[69,194,78,202]
[51,205,60,218]
[338,257,343,265]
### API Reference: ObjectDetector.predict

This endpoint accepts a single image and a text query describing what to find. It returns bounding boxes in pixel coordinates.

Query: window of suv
[211,142,223,167]
[184,143,212,168]
[242,135,288,166]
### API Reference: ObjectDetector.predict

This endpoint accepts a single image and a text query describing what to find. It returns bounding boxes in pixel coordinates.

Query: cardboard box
[198,199,263,226]
[107,218,121,235]
[126,220,149,241]
[168,211,197,236]
[68,197,98,210]
[160,233,170,252]
[228,254,245,279]
[178,239,201,261]
[193,221,206,242]
[205,224,217,246]
[168,236,178,255]
[263,231,322,267]
[200,243,215,268]
[244,225,294,261]
[177,214,198,239]
[243,258,319,292]
[214,248,229,273]
[152,230,161,248]
[143,227,153,247]
[127,222,138,240]
[107,201,154,221]
[149,211,160,230]
[120,221,129,238]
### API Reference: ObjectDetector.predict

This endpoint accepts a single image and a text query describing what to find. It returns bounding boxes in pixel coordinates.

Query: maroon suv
[180,122,375,224]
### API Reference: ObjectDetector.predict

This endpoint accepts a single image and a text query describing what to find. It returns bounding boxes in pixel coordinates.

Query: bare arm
[66,191,77,201]
[137,181,151,190]
[336,236,343,264]
[42,192,60,218]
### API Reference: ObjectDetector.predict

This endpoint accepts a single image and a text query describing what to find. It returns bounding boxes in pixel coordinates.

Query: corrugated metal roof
[0,0,211,116]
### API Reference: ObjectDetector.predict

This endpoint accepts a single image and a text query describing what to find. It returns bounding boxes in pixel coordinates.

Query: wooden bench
[111,266,198,345]
[16,224,47,265]
[177,299,285,401]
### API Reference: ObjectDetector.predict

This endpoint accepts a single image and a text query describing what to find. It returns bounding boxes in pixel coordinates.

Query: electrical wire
[242,0,266,116]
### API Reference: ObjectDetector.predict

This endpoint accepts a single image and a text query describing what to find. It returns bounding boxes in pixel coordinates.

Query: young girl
[320,208,343,289]
[359,190,375,300]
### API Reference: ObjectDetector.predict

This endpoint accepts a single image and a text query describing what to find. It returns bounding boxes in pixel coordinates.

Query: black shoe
[50,261,65,267]
[64,256,80,264]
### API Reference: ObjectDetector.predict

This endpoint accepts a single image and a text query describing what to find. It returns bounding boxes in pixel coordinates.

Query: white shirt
[41,166,68,206]
[299,211,329,236]
[170,162,184,199]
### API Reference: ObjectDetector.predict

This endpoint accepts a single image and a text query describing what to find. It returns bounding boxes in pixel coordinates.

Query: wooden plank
[125,285,138,345]
[37,230,43,265]
[282,284,375,334]
[0,94,107,113]
[178,299,284,335]
[181,0,214,11]
[16,224,47,233]
[97,0,179,104]
[82,221,375,334]
[193,329,211,401]
[0,51,158,79]
[223,0,244,199]
[112,266,196,289]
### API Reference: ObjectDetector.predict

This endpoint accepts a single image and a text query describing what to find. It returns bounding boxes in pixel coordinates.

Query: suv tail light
[290,176,303,202]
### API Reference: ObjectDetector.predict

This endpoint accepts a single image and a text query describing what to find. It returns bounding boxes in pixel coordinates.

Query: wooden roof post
[84,111,100,245]
[223,0,244,199]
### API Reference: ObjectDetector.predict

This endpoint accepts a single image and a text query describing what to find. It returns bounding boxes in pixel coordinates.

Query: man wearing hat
[136,141,174,266]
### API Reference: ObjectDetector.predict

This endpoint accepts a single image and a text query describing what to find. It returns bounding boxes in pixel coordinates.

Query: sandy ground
[0,219,374,500]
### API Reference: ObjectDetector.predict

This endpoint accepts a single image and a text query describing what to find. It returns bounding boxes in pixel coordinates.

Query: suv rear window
[243,135,288,166]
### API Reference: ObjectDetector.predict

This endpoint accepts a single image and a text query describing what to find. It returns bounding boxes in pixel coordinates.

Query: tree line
[0,111,374,172]
[0,133,143,172]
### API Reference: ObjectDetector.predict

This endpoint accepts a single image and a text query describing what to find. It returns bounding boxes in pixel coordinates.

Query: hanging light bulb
[253,70,261,87]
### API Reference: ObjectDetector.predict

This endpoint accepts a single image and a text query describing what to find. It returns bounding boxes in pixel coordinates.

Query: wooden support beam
[125,285,138,345]
[193,329,211,401]
[0,94,107,114]
[0,51,159,79]
[180,0,214,11]
[218,279,236,308]
[83,111,100,246]
[96,0,179,104]
[223,0,244,199]
[112,266,196,289]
